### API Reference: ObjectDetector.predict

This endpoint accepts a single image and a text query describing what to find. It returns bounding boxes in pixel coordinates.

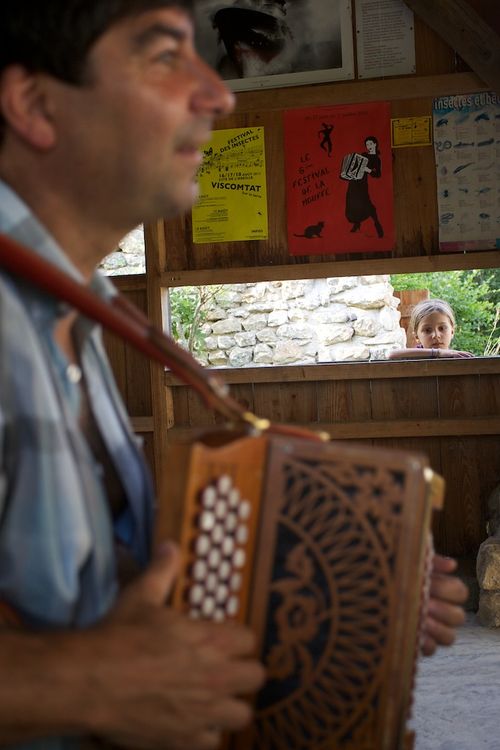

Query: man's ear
[0,66,56,150]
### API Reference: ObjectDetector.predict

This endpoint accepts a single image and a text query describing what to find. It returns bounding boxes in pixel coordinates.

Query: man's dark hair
[0,1,194,138]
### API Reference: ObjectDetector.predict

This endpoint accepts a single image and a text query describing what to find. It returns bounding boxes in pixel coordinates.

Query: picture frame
[194,0,355,92]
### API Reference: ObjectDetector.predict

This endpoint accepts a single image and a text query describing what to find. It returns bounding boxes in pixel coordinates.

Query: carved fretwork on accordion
[340,152,369,180]
[165,432,443,750]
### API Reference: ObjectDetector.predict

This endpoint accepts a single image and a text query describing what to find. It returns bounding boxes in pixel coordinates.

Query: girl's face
[415,311,454,350]
[365,139,377,154]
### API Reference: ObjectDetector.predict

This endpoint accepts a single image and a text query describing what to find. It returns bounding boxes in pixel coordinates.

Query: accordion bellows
[164,431,443,750]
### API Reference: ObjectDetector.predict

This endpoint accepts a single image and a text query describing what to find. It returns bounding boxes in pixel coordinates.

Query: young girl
[389,298,474,359]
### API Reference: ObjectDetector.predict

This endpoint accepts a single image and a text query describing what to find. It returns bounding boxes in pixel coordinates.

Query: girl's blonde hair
[410,298,456,334]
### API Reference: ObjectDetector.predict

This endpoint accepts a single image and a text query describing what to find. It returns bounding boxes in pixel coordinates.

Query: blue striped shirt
[0,180,155,749]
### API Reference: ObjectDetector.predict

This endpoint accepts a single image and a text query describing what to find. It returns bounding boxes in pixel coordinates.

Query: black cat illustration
[293,221,325,239]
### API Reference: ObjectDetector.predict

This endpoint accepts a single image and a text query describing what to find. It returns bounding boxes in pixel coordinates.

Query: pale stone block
[208,350,228,366]
[228,347,253,367]
[211,318,242,335]
[476,536,500,590]
[241,313,267,331]
[234,331,256,347]
[477,590,500,627]
[267,310,288,327]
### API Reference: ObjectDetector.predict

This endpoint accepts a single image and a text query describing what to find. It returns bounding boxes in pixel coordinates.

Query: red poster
[284,102,395,256]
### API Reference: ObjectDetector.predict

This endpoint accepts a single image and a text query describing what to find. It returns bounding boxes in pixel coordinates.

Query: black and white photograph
[194,0,355,91]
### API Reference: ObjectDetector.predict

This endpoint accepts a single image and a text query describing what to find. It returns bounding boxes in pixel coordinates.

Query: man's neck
[0,163,129,281]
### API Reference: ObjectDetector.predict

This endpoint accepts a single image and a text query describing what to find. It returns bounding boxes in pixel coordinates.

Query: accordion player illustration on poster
[284,101,395,256]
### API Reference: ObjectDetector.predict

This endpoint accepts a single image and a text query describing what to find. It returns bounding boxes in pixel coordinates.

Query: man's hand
[85,542,265,750]
[421,553,468,657]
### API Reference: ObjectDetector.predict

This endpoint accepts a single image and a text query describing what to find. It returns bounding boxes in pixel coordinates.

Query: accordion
[340,152,369,181]
[163,429,443,750]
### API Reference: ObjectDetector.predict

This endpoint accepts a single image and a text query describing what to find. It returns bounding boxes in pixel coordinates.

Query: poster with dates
[284,101,395,256]
[433,91,500,252]
[192,127,268,244]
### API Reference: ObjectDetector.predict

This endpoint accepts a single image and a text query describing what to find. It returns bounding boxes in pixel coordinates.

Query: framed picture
[194,0,355,92]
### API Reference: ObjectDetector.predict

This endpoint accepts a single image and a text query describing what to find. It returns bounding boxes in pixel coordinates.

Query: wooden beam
[164,356,500,387]
[232,71,485,114]
[402,0,500,93]
[161,250,500,288]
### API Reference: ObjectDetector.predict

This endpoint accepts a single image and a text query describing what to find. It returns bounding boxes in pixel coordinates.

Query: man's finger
[116,541,181,612]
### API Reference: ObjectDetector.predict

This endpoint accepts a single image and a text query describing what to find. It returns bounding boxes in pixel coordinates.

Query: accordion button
[206,573,218,593]
[195,535,210,557]
[238,501,251,521]
[225,513,237,533]
[236,525,248,545]
[215,499,227,520]
[226,596,239,617]
[200,511,215,532]
[214,609,225,622]
[201,486,217,509]
[216,475,232,495]
[212,524,224,545]
[222,537,234,557]
[201,597,216,617]
[228,488,240,509]
[190,585,204,605]
[233,549,245,569]
[208,549,222,569]
[189,609,200,620]
[219,560,231,580]
[230,572,242,592]
[215,584,229,604]
[193,560,208,581]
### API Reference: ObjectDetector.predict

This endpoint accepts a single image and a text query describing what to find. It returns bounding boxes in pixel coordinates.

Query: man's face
[49,6,235,226]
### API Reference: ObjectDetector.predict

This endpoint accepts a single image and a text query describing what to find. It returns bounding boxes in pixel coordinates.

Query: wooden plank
[438,375,481,418]
[161,250,500,287]
[478,373,500,416]
[230,72,485,115]
[439,437,483,557]
[109,274,146,293]
[403,0,500,92]
[164,356,500,386]
[371,377,439,420]
[278,382,318,424]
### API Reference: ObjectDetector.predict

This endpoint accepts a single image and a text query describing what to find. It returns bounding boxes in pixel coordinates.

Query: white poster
[355,0,415,79]
[433,91,500,252]
[194,0,354,91]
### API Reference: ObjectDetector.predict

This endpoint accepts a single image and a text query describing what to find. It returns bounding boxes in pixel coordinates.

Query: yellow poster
[192,127,268,244]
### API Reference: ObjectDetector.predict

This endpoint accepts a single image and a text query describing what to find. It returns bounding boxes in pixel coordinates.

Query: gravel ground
[412,614,500,750]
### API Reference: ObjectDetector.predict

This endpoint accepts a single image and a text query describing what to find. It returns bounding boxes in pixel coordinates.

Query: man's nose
[190,56,236,117]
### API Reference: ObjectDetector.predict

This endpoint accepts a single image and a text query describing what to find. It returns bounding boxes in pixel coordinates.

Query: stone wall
[196,276,405,367]
[99,226,146,275]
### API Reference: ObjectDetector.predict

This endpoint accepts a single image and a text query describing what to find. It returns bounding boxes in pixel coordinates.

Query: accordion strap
[0,233,325,442]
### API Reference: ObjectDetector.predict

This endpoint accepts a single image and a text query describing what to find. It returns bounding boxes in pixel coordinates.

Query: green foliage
[391,269,500,355]
[169,286,224,355]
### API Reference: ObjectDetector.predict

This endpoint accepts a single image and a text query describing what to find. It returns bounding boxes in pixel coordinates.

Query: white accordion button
[201,486,217,509]
[226,596,239,617]
[200,511,215,532]
[228,488,240,509]
[206,572,218,593]
[189,584,204,606]
[214,609,225,622]
[222,537,234,557]
[195,534,210,557]
[230,572,242,592]
[238,500,251,521]
[201,597,216,618]
[216,475,232,495]
[212,524,224,545]
[215,499,227,520]
[192,560,208,581]
[225,513,238,533]
[233,549,246,569]
[219,560,231,580]
[208,548,222,570]
[236,525,249,545]
[215,584,229,604]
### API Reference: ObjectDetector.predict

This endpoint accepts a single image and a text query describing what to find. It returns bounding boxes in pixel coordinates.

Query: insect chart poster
[284,102,395,256]
[192,127,268,244]
[433,91,500,252]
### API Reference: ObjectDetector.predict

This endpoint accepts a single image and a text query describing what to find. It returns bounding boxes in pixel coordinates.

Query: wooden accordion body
[163,431,443,750]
